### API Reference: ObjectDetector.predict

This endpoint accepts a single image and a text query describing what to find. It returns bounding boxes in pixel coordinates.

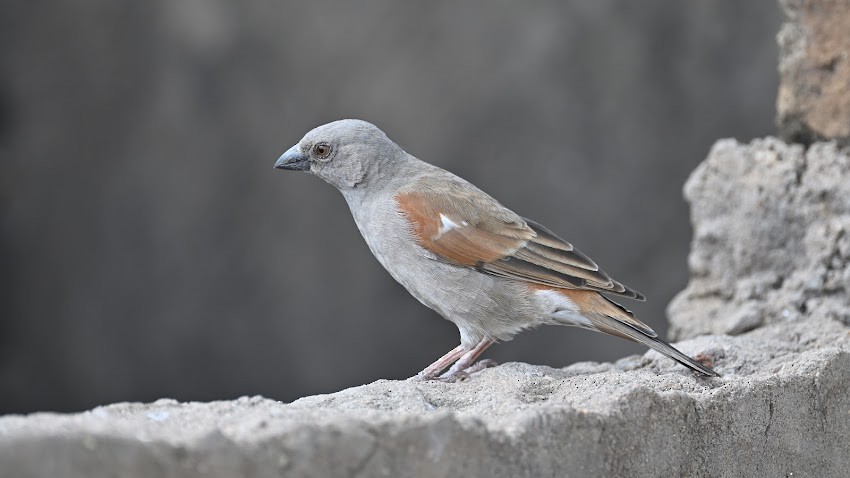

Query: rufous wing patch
[395,191,529,266]
[393,177,644,301]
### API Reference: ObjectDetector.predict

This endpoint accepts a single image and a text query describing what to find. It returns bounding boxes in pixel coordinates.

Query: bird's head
[275,119,402,191]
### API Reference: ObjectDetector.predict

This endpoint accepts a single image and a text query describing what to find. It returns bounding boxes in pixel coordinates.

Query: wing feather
[394,176,644,301]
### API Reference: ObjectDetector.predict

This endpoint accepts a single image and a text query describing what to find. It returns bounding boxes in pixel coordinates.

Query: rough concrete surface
[777,0,850,144]
[669,138,850,340]
[1,136,850,477]
[0,318,848,478]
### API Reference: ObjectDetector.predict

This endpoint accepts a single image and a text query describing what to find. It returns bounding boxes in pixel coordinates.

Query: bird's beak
[274,144,310,171]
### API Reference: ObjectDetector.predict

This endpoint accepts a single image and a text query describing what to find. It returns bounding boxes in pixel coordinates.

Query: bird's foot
[436,358,499,382]
[413,369,470,382]
[464,358,498,374]
[414,340,497,382]
[437,370,470,383]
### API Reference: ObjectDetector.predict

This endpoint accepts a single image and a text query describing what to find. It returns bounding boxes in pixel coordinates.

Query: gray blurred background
[1,1,781,414]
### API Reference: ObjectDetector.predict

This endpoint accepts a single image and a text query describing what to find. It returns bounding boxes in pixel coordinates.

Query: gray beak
[274,145,310,171]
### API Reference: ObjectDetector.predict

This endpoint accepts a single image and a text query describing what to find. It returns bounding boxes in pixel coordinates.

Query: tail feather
[590,313,720,377]
[547,288,720,377]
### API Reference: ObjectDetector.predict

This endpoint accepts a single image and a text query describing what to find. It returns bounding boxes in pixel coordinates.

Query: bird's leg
[439,339,496,382]
[417,345,465,380]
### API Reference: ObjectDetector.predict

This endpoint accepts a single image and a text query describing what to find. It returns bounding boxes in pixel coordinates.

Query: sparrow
[274,119,719,380]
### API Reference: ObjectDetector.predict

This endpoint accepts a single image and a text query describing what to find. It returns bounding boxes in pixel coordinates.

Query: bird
[274,119,719,380]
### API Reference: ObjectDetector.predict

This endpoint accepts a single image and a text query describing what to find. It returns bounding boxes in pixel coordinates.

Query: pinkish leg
[439,339,496,382]
[418,345,465,379]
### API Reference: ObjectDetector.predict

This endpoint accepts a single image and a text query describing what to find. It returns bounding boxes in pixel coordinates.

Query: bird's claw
[464,358,498,374]
[433,359,499,382]
[437,370,470,382]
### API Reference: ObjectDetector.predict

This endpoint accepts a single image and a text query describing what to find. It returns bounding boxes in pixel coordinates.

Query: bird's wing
[394,175,644,301]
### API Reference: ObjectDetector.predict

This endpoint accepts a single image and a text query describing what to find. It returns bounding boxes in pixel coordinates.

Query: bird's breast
[342,189,543,344]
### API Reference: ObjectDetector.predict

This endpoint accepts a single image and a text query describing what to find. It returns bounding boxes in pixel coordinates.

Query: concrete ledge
[2,317,848,477]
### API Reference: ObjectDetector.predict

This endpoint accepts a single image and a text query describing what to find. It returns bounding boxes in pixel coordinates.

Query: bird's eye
[313,142,332,160]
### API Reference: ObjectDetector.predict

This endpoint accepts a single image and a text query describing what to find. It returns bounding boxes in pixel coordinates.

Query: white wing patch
[435,213,468,239]
[534,289,596,330]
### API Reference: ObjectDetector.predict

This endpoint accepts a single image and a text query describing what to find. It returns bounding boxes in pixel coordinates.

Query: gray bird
[274,119,719,380]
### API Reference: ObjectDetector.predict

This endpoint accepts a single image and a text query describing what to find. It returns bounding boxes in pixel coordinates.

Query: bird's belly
[372,234,540,345]
[349,194,541,346]
[403,261,539,343]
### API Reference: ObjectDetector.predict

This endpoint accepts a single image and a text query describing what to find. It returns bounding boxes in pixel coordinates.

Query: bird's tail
[583,294,720,377]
